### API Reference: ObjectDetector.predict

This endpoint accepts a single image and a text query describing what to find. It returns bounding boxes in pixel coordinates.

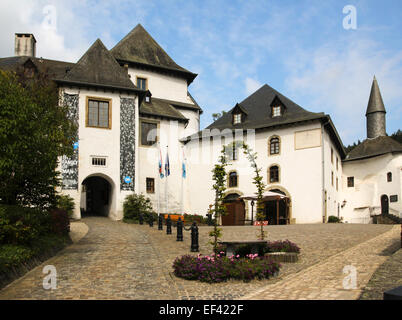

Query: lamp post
[250,200,255,225]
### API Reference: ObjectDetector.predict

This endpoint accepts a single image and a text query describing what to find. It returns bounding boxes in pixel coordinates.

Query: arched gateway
[81,174,114,217]
[264,186,292,225]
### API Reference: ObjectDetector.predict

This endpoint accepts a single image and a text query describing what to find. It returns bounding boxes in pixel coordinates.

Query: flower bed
[173,253,281,283]
[266,240,300,254]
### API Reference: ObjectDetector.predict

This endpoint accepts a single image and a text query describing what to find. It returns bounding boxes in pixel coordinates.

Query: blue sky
[1,0,401,146]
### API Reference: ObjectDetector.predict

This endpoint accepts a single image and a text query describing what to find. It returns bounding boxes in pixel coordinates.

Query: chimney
[14,33,36,57]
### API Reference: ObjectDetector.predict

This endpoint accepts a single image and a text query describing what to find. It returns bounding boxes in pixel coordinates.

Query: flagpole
[165,145,169,214]
[180,146,185,215]
[157,142,160,215]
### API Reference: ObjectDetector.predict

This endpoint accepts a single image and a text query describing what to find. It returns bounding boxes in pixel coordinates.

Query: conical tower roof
[366,76,386,115]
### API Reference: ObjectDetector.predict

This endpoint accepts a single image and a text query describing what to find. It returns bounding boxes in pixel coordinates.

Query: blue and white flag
[165,150,170,177]
[159,148,164,178]
[182,149,186,179]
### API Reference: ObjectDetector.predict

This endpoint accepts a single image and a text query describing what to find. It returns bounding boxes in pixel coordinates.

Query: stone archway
[81,174,114,218]
[265,185,293,224]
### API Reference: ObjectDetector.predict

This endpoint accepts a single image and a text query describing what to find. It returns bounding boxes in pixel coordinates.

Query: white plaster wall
[137,118,188,214]
[127,67,189,103]
[183,121,328,224]
[341,153,402,223]
[59,87,138,220]
[322,128,343,221]
[175,108,200,137]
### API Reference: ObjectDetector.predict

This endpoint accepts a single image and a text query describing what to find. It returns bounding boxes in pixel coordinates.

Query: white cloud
[284,36,402,144]
[245,77,262,96]
[0,0,90,62]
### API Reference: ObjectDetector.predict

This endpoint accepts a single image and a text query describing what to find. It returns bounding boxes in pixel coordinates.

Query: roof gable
[60,39,138,91]
[231,103,248,115]
[110,24,196,83]
[207,84,324,130]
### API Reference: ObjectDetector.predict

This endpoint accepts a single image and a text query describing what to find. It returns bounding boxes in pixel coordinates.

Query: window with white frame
[233,113,242,124]
[272,106,281,117]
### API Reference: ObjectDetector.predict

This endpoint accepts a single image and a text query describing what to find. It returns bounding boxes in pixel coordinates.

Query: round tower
[366,76,386,139]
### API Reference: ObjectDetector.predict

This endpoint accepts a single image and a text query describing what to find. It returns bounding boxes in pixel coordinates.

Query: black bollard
[176,217,183,241]
[158,214,163,230]
[166,215,172,234]
[190,222,199,252]
[148,214,153,227]
[139,212,144,225]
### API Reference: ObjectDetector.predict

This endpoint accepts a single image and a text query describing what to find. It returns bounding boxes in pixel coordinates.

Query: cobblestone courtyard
[0,217,399,300]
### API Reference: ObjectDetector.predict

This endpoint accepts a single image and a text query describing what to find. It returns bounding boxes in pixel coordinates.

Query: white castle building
[1,26,401,224]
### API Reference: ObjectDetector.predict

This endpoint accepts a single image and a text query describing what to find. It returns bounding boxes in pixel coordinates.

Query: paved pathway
[0,217,398,300]
[241,225,400,300]
[359,248,402,300]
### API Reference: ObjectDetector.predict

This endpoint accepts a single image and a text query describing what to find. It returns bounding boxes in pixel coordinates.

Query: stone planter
[265,252,299,263]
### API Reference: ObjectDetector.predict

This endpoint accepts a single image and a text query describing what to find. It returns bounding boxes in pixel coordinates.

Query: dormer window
[272,106,281,117]
[233,113,242,124]
[231,103,247,125]
[145,95,151,103]
[137,77,147,90]
[270,96,286,118]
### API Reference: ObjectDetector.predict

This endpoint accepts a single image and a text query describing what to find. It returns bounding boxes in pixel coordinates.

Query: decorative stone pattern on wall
[61,93,79,190]
[120,97,136,191]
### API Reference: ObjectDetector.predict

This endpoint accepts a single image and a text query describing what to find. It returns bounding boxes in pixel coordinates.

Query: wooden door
[222,201,245,226]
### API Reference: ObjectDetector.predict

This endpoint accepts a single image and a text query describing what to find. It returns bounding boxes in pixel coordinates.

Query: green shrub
[0,205,70,245]
[230,240,301,257]
[0,234,69,274]
[123,194,155,223]
[328,215,341,223]
[0,244,35,273]
[0,205,51,245]
[183,213,208,224]
[49,209,70,236]
[56,195,75,218]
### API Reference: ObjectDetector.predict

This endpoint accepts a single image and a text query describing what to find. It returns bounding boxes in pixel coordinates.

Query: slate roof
[187,91,203,113]
[182,83,346,157]
[206,84,326,131]
[156,97,202,112]
[366,76,386,115]
[56,39,142,93]
[111,24,197,84]
[0,56,75,79]
[344,135,402,162]
[140,97,188,122]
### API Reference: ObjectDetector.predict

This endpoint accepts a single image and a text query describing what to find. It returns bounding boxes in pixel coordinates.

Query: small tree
[241,142,267,240]
[209,147,228,254]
